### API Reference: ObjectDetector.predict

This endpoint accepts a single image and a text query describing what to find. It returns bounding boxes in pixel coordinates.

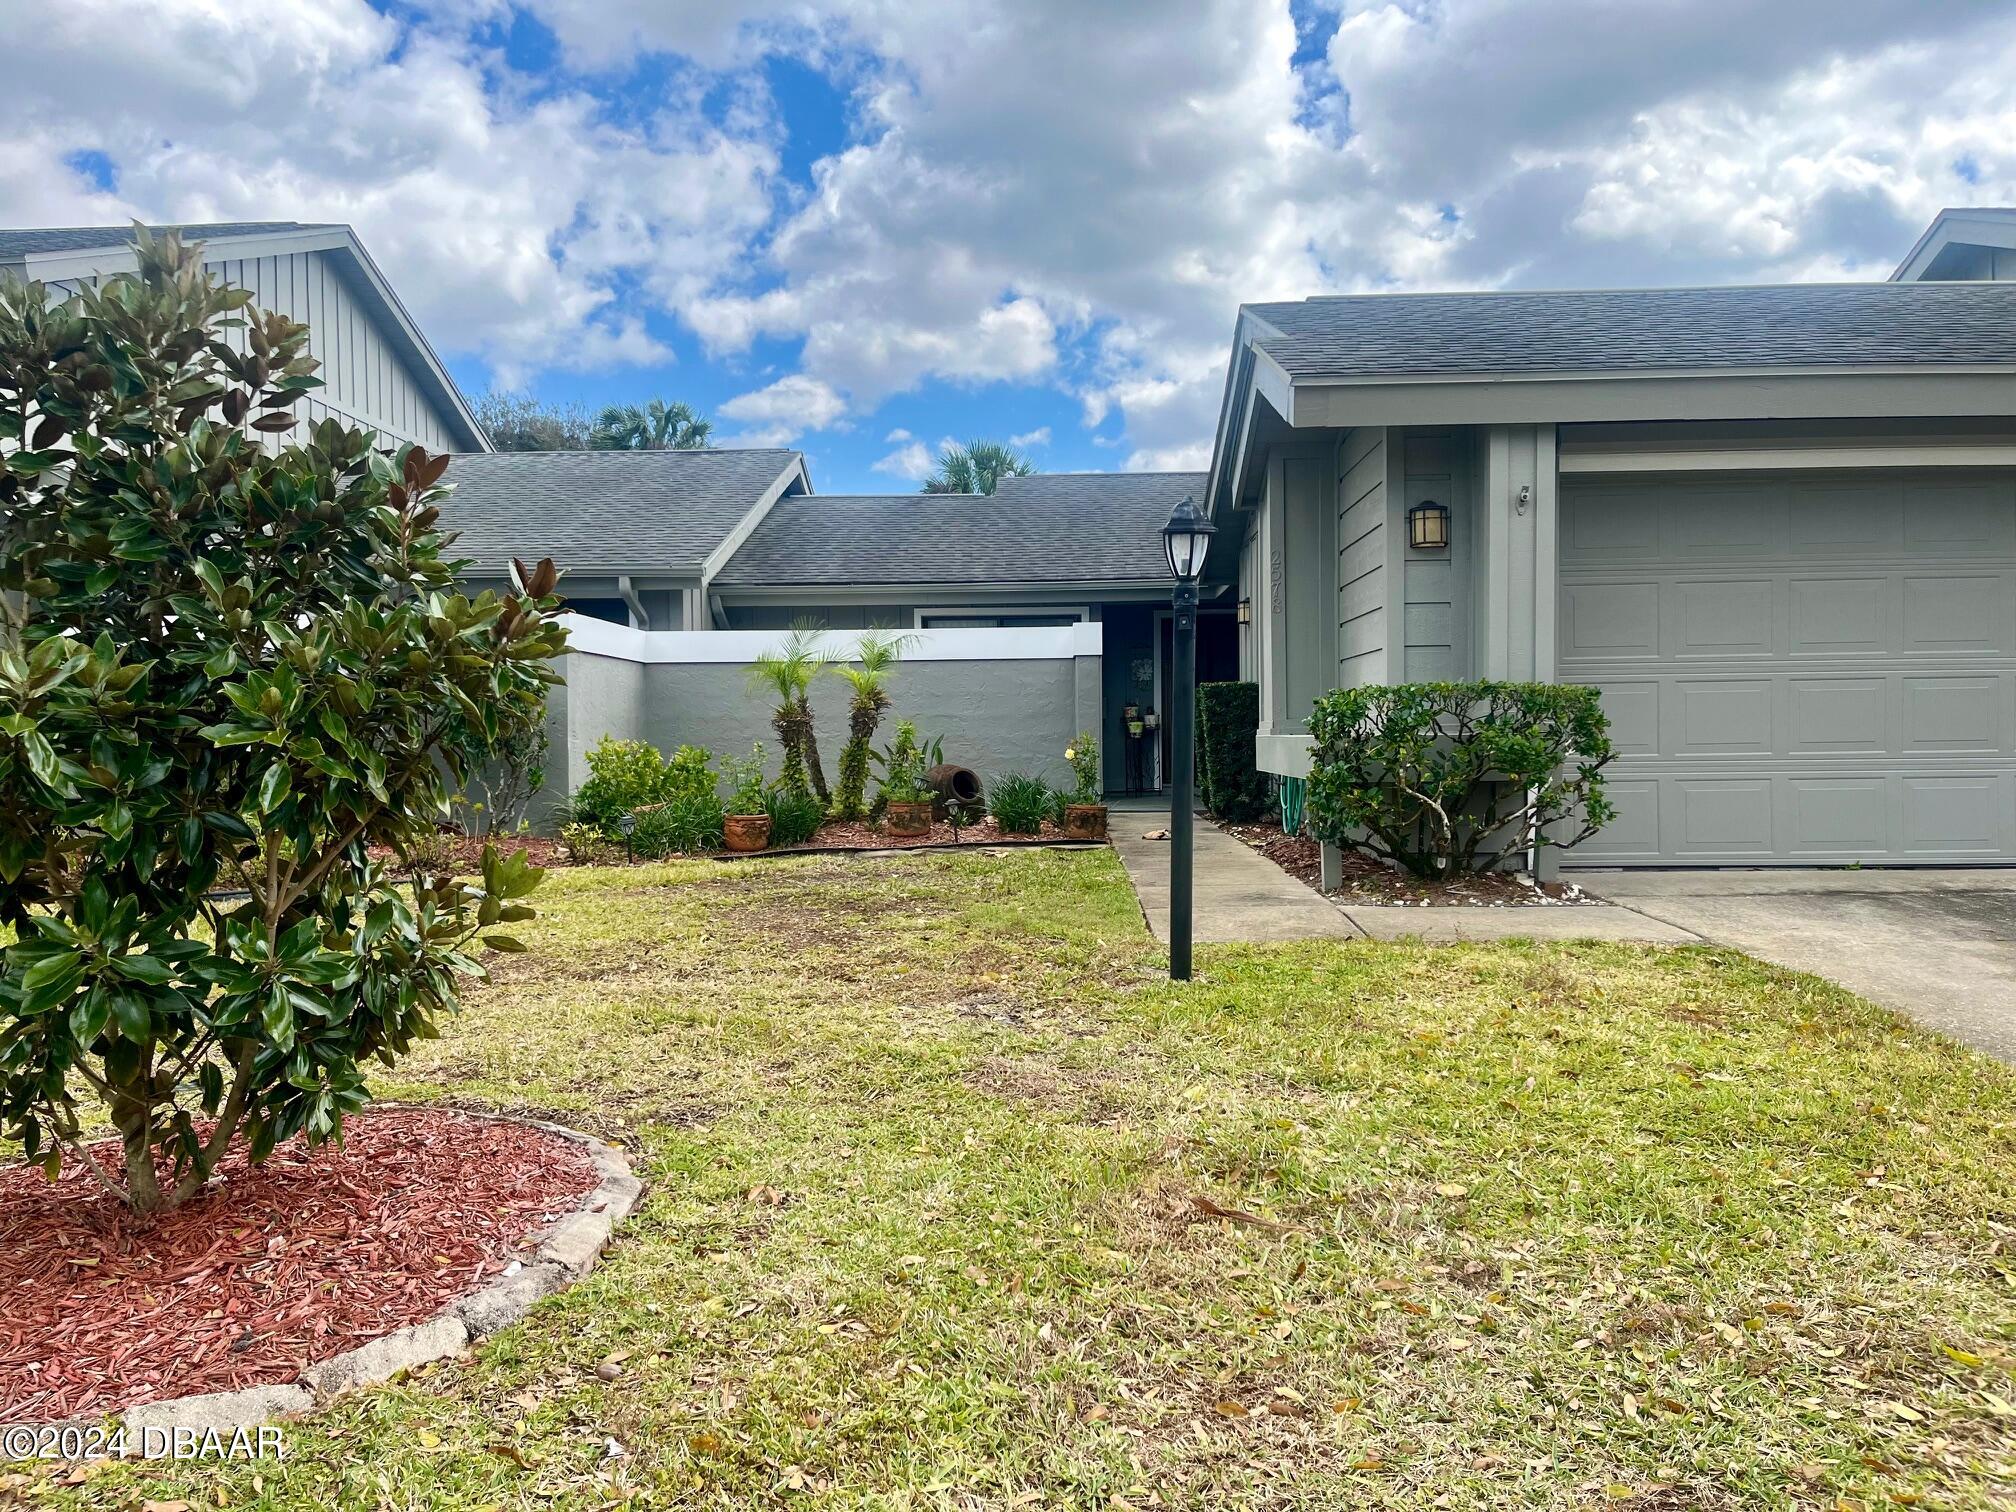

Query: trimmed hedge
[1305,681,1615,878]
[1196,681,1270,823]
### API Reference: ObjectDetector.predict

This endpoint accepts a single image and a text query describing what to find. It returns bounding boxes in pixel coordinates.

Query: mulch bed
[1221,818,1595,906]
[0,1107,598,1423]
[379,817,1083,873]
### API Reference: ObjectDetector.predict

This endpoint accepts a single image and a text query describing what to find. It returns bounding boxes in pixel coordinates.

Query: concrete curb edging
[15,1113,642,1454]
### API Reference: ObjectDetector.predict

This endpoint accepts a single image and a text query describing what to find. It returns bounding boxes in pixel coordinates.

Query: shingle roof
[440,449,804,574]
[0,222,335,260]
[714,471,1207,587]
[1244,281,2016,381]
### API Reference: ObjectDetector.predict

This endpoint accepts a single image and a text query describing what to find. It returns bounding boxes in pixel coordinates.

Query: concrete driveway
[1578,870,2016,1062]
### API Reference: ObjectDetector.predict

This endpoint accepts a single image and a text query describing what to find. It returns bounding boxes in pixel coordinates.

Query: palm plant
[747,624,831,804]
[921,439,1034,495]
[589,397,712,451]
[830,629,914,819]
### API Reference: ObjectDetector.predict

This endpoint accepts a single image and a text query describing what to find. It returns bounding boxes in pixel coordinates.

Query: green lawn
[19,850,2016,1509]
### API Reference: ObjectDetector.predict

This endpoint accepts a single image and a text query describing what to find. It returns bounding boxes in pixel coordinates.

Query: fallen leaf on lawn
[1435,1183,1469,1199]
[689,1432,724,1454]
[1212,1401,1249,1418]
[1332,1397,1363,1412]
[485,1444,536,1470]
[1941,1343,1986,1368]
[1266,1399,1305,1418]
[1351,1458,1385,1472]
[747,1184,786,1206]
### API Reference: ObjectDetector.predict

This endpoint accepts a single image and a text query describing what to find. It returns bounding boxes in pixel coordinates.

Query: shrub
[876,719,931,808]
[0,229,564,1212]
[720,744,768,816]
[622,745,723,856]
[571,736,668,832]
[1064,731,1100,805]
[764,784,825,847]
[1196,682,1270,823]
[1305,682,1615,878]
[559,822,608,865]
[989,772,1056,835]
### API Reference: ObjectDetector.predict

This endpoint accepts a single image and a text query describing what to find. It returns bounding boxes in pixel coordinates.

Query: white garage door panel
[1559,473,2016,866]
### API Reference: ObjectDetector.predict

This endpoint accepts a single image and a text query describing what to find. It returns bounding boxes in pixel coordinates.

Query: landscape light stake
[1161,495,1217,982]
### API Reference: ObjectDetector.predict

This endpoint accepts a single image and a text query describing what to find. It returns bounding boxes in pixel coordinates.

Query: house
[442,454,1219,795]
[1209,217,2016,867]
[0,221,487,454]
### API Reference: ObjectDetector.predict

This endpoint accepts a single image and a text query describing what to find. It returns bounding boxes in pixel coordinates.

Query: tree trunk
[796,694,830,805]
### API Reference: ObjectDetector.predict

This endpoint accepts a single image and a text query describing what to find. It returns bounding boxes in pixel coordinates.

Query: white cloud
[12,0,2016,469]
[871,440,933,480]
[717,372,848,445]
[1009,426,1050,449]
[884,427,913,442]
[0,0,777,380]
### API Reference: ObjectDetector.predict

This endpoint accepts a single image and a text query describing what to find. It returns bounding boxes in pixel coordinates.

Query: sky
[3,0,2014,491]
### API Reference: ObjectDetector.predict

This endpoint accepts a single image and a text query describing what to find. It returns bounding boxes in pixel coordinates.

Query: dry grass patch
[15,850,2016,1511]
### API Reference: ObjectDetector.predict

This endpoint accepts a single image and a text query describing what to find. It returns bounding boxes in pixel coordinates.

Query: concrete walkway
[1109,810,1357,942]
[1579,869,2016,1062]
[1108,808,1692,945]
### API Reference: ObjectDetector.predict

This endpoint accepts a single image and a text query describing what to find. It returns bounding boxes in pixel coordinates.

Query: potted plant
[720,745,772,852]
[1061,731,1107,839]
[877,720,935,837]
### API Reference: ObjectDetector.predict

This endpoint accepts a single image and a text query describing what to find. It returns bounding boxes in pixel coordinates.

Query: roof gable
[440,449,808,575]
[0,221,485,451]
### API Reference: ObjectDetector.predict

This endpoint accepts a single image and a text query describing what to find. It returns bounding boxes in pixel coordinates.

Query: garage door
[1557,472,2016,866]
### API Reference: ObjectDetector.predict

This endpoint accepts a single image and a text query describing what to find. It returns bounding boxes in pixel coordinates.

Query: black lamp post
[1161,494,1216,982]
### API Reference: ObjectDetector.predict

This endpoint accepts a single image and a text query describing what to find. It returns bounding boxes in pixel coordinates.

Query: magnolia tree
[0,229,567,1213]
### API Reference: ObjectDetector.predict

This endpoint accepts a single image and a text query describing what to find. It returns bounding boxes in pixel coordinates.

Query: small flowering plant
[1065,731,1101,805]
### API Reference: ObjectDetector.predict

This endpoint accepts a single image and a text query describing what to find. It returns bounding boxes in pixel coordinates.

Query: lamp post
[1161,494,1216,982]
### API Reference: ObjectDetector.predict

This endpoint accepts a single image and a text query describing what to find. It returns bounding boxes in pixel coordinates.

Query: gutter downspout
[616,575,649,631]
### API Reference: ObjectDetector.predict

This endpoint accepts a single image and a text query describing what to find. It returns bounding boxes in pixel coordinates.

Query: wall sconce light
[1236,596,1252,625]
[1408,500,1451,550]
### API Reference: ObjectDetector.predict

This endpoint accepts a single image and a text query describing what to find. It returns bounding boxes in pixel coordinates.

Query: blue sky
[6,1,2014,490]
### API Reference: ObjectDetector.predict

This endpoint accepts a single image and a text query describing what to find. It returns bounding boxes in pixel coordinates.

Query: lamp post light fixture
[1161,494,1217,982]
[1407,499,1451,550]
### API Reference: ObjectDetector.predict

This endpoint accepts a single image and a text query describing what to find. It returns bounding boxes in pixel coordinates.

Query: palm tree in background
[589,397,713,451]
[747,623,832,805]
[921,439,1034,495]
[830,629,914,820]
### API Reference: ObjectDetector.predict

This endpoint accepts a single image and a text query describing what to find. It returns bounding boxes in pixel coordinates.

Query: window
[915,607,1088,629]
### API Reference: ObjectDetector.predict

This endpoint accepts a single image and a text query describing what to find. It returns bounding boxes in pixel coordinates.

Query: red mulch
[774,815,1076,851]
[0,1107,599,1422]
[368,834,570,872]
[1221,818,1595,906]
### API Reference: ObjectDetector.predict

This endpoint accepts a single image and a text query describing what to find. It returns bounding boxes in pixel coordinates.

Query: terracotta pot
[1063,803,1109,840]
[723,813,772,852]
[885,800,934,837]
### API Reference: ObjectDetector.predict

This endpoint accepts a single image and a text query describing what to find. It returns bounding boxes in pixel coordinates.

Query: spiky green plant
[746,624,831,804]
[830,629,913,820]
[920,439,1034,495]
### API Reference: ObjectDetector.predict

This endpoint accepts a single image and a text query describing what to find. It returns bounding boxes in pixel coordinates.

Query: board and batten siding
[207,250,459,453]
[1337,427,1388,687]
[1400,431,1473,681]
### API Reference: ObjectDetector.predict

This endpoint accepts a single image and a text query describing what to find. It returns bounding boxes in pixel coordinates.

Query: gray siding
[208,249,458,452]
[1400,431,1473,681]
[1337,427,1387,687]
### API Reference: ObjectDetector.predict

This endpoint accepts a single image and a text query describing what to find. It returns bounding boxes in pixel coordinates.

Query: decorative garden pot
[723,814,772,852]
[925,762,983,820]
[885,800,934,837]
[1063,803,1109,841]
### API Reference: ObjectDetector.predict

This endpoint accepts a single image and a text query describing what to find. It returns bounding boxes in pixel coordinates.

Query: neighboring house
[444,448,811,631]
[0,221,486,454]
[1892,207,2016,282]
[1210,215,2016,867]
[440,457,1216,793]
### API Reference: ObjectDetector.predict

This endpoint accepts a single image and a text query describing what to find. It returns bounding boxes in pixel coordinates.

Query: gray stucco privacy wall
[531,617,1103,827]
